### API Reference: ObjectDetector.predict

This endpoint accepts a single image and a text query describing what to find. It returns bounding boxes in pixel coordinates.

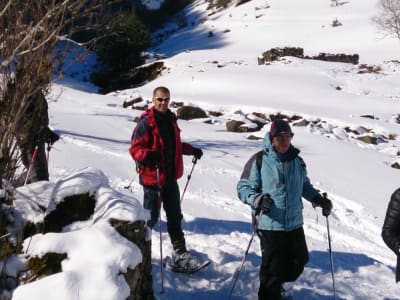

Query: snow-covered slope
[12,0,400,299]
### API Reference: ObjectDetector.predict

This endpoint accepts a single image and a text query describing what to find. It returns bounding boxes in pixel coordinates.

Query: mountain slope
[20,0,400,299]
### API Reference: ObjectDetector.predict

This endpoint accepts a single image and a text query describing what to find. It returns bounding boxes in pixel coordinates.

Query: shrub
[236,0,252,6]
[95,10,151,74]
[373,0,400,40]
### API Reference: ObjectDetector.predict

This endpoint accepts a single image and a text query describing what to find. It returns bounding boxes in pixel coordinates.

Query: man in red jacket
[130,86,203,270]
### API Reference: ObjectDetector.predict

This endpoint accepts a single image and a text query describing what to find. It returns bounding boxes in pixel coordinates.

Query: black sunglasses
[154,97,170,102]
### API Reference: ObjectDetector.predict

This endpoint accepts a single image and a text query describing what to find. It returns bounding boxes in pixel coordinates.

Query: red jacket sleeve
[129,118,153,163]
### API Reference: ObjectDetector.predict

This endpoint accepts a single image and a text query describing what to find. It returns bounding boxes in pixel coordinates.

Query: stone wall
[258,47,359,65]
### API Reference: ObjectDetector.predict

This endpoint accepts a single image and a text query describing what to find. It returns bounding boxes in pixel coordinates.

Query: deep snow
[8,0,400,299]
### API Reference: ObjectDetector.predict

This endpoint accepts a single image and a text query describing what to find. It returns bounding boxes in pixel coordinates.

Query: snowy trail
[148,201,398,299]
[14,0,400,299]
[61,135,129,159]
[144,162,398,300]
[48,80,400,299]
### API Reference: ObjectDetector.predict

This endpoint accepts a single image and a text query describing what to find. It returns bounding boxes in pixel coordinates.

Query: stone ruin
[258,47,359,65]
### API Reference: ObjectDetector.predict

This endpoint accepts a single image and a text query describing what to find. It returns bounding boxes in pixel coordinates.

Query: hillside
[11,0,400,299]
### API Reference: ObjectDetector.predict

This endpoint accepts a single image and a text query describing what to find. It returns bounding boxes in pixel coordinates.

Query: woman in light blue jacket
[237,119,332,300]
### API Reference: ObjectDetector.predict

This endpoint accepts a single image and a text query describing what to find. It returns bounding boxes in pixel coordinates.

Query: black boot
[172,238,187,255]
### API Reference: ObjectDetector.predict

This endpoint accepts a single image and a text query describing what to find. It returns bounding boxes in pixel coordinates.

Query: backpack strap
[240,150,264,179]
[131,113,153,173]
[255,150,263,172]
[297,155,307,169]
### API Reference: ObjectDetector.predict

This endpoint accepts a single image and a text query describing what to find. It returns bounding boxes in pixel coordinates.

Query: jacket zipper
[283,161,289,230]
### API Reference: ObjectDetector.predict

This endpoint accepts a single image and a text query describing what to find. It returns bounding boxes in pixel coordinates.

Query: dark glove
[46,128,60,145]
[146,151,161,163]
[193,147,203,160]
[312,193,333,217]
[36,127,59,145]
[35,127,48,144]
[253,193,273,213]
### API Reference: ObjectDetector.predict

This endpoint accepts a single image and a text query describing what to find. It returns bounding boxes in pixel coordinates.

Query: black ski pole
[326,215,336,299]
[227,209,264,300]
[156,167,165,294]
[46,143,51,162]
[180,156,197,203]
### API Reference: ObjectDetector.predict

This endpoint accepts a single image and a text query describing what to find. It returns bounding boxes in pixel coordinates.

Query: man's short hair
[153,86,170,97]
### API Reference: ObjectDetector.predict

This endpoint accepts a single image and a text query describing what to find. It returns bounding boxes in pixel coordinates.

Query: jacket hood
[263,131,300,161]
[263,131,274,152]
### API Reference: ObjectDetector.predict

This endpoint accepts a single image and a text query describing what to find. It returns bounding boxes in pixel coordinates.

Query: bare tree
[373,0,400,40]
[0,0,112,189]
[0,2,120,293]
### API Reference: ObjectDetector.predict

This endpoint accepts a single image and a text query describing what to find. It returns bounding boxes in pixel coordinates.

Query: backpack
[240,149,306,180]
[240,150,264,229]
[131,114,152,174]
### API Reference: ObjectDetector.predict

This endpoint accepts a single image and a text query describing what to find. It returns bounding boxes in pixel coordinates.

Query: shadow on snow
[151,6,229,58]
[151,216,394,299]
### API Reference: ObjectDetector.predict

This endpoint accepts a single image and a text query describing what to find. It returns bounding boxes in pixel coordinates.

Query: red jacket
[129,107,195,187]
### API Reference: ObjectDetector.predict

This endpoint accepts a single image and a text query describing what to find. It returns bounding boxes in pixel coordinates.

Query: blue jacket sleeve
[237,161,262,206]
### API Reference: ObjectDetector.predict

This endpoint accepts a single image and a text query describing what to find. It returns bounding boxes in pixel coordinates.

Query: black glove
[253,193,273,213]
[146,151,161,163]
[36,127,59,145]
[312,193,333,217]
[35,127,48,144]
[193,147,203,160]
[46,128,60,145]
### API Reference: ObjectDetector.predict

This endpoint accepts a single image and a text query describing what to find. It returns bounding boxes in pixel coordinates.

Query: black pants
[15,142,49,186]
[258,227,309,300]
[143,180,186,253]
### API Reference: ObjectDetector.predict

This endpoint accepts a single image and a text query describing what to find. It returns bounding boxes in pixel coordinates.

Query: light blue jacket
[237,135,319,231]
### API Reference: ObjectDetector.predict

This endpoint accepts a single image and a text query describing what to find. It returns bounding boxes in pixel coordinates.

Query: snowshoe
[281,285,293,300]
[164,251,211,274]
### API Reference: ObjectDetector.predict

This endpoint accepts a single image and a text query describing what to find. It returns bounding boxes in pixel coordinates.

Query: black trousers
[15,141,49,186]
[143,180,186,253]
[258,227,309,300]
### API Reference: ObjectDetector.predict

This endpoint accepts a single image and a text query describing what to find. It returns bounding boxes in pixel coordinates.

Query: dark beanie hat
[269,119,292,140]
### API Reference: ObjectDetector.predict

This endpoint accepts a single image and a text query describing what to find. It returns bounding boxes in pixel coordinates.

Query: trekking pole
[46,143,52,163]
[180,156,198,203]
[124,164,139,191]
[156,167,165,294]
[326,215,337,299]
[227,209,264,300]
[124,173,138,191]
[24,145,39,185]
[158,200,165,294]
